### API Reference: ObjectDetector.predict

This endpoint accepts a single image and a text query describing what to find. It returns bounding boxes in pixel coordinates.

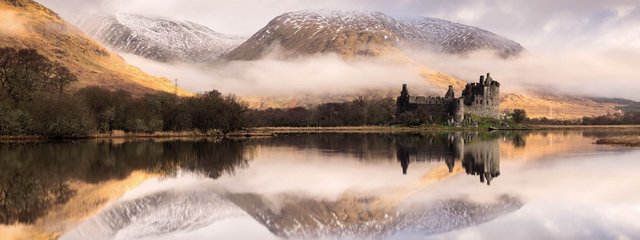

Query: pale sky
[38,0,640,52]
[35,0,640,100]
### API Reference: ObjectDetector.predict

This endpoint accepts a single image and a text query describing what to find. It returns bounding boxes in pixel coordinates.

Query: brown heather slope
[0,0,191,96]
[501,92,619,119]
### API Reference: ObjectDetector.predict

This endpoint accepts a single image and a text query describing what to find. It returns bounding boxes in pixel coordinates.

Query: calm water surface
[1,131,640,239]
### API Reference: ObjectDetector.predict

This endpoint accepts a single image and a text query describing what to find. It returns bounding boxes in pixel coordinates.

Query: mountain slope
[501,92,619,119]
[398,16,524,57]
[221,10,620,119]
[224,10,524,60]
[79,13,246,64]
[0,0,190,96]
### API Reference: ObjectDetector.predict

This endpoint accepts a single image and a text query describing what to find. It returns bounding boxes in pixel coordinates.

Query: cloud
[213,148,441,201]
[404,47,640,101]
[32,0,640,101]
[408,150,640,239]
[37,0,640,52]
[121,52,429,97]
[122,43,640,102]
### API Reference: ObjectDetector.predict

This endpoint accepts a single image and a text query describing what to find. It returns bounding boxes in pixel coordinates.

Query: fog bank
[122,45,640,102]
[121,53,430,97]
[406,48,640,101]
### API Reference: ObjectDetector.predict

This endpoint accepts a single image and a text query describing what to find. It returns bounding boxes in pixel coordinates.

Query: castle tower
[445,85,455,99]
[453,98,465,123]
[485,73,492,85]
[461,73,501,118]
[401,84,409,98]
[396,84,411,117]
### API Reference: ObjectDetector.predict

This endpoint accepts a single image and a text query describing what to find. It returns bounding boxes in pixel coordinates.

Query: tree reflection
[0,138,250,224]
[0,132,530,224]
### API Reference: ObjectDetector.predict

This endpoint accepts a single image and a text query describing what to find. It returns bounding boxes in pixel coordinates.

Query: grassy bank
[595,136,640,147]
[253,125,517,134]
[4,125,640,142]
[532,125,640,130]
[0,126,499,141]
[0,131,223,142]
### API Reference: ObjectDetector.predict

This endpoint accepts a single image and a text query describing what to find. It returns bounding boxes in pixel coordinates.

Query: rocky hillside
[0,0,190,96]
[398,16,524,57]
[79,13,245,64]
[224,10,524,60]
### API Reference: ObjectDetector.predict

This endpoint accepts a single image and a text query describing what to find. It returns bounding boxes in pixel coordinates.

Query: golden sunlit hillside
[0,0,191,96]
[500,91,619,119]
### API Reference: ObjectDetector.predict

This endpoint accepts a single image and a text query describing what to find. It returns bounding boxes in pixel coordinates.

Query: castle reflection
[396,133,501,185]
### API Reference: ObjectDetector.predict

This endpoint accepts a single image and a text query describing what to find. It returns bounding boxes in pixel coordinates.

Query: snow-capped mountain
[80,13,246,64]
[397,16,523,57]
[224,10,524,60]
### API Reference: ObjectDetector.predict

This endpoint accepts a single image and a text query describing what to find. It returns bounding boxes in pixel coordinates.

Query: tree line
[0,47,246,137]
[0,86,248,137]
[0,47,396,138]
[247,97,396,127]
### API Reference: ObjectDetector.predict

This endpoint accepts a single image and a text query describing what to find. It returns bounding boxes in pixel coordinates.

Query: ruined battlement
[396,73,501,123]
[409,96,450,105]
[462,73,500,118]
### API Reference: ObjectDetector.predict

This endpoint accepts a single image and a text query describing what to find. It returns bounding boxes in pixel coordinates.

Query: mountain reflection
[395,133,501,185]
[0,132,521,225]
[0,138,250,224]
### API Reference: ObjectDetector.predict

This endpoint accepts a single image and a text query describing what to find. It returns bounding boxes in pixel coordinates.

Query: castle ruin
[396,73,500,123]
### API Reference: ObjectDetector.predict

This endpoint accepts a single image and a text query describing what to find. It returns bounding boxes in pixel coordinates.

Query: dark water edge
[1,129,639,238]
[3,125,640,142]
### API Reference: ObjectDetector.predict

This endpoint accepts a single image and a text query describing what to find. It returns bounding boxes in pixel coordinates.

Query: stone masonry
[396,73,501,123]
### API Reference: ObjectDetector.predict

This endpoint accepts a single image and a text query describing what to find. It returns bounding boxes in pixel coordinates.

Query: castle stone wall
[462,73,500,118]
[396,73,501,123]
[413,102,453,120]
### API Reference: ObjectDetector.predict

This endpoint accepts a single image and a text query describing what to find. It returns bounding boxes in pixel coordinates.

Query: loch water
[1,130,640,239]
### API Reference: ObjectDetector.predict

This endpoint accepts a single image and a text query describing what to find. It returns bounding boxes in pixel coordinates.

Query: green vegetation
[511,109,527,124]
[0,47,248,138]
[0,48,77,103]
[0,87,248,138]
[248,97,396,127]
[469,115,528,129]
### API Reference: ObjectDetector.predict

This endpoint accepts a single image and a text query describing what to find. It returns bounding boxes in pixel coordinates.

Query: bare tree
[0,48,77,103]
[45,65,77,95]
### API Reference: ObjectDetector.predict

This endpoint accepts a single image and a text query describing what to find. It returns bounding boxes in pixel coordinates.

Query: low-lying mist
[121,53,430,97]
[0,9,27,36]
[122,45,640,103]
[404,47,640,101]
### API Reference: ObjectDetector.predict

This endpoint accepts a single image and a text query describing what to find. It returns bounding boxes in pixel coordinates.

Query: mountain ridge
[78,13,246,64]
[223,9,524,61]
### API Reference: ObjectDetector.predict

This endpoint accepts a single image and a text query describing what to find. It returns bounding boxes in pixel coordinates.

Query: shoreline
[530,125,640,130]
[595,136,640,147]
[252,125,640,133]
[2,125,640,142]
